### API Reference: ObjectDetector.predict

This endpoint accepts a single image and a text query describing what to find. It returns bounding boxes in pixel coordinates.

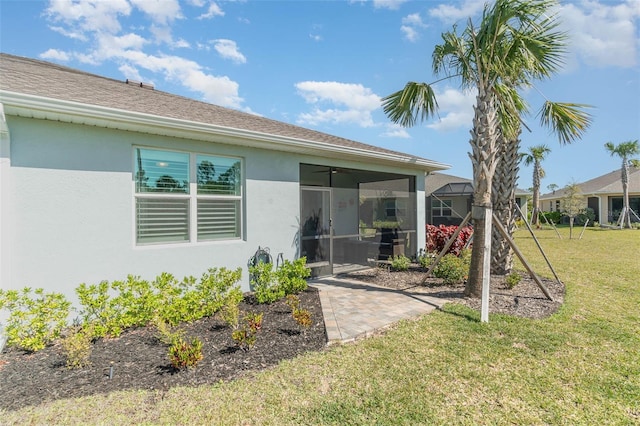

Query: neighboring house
[425,172,529,226]
[0,53,449,303]
[540,166,640,224]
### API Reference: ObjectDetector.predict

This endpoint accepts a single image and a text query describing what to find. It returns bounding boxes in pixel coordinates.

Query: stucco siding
[4,116,301,302]
[3,116,428,306]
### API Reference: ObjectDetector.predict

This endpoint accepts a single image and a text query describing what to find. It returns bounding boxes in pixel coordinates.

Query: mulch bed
[342,267,565,320]
[0,288,326,411]
[0,269,565,412]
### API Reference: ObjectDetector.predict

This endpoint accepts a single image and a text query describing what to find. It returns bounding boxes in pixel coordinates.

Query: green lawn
[3,228,639,425]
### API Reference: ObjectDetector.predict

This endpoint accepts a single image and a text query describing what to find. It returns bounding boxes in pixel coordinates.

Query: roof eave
[0,90,450,173]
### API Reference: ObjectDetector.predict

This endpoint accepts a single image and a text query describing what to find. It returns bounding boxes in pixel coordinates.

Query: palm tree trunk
[531,162,541,227]
[466,88,498,298]
[491,131,520,275]
[622,160,631,228]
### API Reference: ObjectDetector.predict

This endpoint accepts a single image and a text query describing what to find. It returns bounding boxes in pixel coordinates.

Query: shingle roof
[425,172,529,196]
[540,166,640,199]
[425,172,471,195]
[0,53,447,170]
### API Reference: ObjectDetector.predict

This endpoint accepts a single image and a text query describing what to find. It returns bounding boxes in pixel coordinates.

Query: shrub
[157,268,243,325]
[539,211,562,225]
[244,312,263,331]
[231,328,257,351]
[459,248,472,265]
[433,254,468,285]
[60,326,93,369]
[576,208,596,226]
[250,258,310,304]
[506,272,522,289]
[194,268,243,319]
[418,254,434,269]
[390,255,411,271]
[232,312,263,351]
[285,294,300,311]
[220,297,240,329]
[0,287,71,352]
[251,262,285,304]
[77,267,243,337]
[426,224,473,256]
[168,337,203,369]
[293,308,312,330]
[76,276,156,338]
[277,258,311,295]
[153,316,184,346]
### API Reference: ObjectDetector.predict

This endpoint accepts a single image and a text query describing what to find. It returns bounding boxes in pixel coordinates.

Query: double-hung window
[134,148,242,245]
[431,199,452,217]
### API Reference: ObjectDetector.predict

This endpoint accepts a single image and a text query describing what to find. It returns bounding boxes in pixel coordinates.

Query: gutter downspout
[0,103,11,352]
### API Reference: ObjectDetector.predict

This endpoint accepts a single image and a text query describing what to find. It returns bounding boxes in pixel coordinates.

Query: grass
[2,228,639,425]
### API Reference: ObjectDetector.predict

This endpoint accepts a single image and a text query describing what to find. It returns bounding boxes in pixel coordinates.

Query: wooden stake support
[515,204,563,286]
[492,213,554,301]
[579,219,589,240]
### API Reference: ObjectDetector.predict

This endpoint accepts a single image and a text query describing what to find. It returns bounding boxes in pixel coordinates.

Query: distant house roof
[0,53,448,172]
[540,166,640,200]
[425,172,530,197]
[425,172,472,196]
[433,182,474,196]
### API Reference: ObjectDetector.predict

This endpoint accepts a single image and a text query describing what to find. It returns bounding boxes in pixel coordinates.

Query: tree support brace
[492,213,554,301]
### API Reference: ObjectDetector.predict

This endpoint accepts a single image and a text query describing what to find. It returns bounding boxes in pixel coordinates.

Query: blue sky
[1,0,639,191]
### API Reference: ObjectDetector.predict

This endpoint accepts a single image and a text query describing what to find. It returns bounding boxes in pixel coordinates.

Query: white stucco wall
[4,117,301,303]
[2,116,429,308]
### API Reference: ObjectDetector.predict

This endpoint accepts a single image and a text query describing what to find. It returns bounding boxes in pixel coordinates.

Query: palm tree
[604,140,640,228]
[521,145,551,228]
[382,0,589,297]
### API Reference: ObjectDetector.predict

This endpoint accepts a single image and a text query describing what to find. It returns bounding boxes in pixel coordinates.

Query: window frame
[431,199,452,217]
[134,146,243,246]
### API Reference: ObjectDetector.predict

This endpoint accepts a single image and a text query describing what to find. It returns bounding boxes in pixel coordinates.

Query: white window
[135,148,242,245]
[432,199,452,217]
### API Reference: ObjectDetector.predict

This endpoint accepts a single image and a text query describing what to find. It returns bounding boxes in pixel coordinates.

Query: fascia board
[0,90,450,172]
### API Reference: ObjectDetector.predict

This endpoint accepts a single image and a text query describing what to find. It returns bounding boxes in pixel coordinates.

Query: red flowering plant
[426,224,473,256]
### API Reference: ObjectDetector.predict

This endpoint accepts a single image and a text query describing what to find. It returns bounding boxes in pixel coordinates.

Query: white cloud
[310,33,322,42]
[46,0,132,35]
[172,38,191,49]
[560,0,640,68]
[426,87,476,132]
[39,48,70,61]
[381,124,411,138]
[198,2,224,19]
[97,32,147,53]
[118,63,143,81]
[373,0,408,10]
[295,81,381,127]
[149,24,190,48]
[212,39,246,64]
[115,51,245,108]
[402,12,424,27]
[43,0,246,110]
[428,0,485,23]
[129,0,182,25]
[400,13,427,42]
[401,25,419,42]
[49,25,88,41]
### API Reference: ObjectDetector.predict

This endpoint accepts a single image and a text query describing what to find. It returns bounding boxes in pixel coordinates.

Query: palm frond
[538,101,593,145]
[381,82,439,128]
[494,83,528,140]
